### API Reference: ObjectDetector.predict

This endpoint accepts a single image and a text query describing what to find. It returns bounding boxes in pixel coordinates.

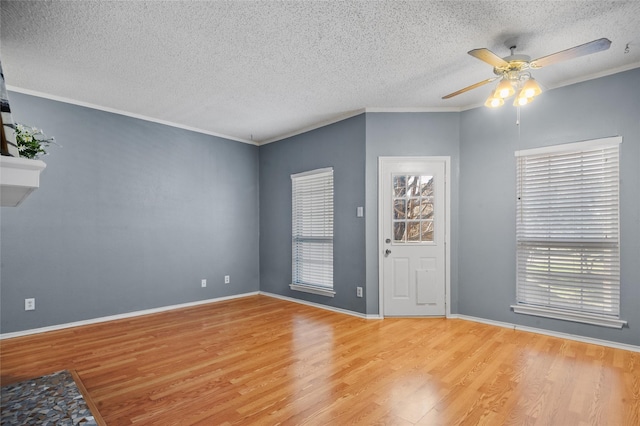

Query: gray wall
[259,115,367,313]
[3,70,638,347]
[458,68,640,346]
[364,112,461,315]
[1,92,260,333]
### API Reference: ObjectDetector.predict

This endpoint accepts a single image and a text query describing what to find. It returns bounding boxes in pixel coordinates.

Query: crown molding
[7,86,257,145]
[545,61,640,91]
[365,106,461,113]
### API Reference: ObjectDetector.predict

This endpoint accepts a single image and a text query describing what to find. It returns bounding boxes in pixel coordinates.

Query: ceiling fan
[442,38,612,107]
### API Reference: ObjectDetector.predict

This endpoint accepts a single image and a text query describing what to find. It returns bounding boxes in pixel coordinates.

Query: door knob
[385,249,392,256]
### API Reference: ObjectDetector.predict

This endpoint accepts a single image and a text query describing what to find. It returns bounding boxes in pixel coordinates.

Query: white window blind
[291,168,334,295]
[514,137,624,328]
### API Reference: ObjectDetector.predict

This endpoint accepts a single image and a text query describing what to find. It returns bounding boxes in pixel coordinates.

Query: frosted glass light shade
[494,79,515,99]
[485,94,504,108]
[520,78,542,98]
[513,95,532,106]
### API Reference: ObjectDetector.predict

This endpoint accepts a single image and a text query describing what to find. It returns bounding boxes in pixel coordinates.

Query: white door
[379,157,448,316]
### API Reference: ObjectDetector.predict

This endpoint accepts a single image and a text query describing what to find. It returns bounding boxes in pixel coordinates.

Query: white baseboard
[260,291,382,320]
[448,314,640,353]
[4,292,634,353]
[0,292,259,340]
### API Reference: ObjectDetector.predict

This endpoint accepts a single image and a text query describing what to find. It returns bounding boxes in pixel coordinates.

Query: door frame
[378,156,451,318]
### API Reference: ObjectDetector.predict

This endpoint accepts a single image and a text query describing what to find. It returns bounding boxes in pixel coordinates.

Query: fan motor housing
[494,54,532,76]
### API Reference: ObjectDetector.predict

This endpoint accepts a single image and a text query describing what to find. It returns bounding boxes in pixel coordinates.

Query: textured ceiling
[2,1,639,144]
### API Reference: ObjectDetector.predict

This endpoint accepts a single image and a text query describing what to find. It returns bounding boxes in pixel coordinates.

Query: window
[290,167,335,297]
[392,174,435,243]
[512,137,626,328]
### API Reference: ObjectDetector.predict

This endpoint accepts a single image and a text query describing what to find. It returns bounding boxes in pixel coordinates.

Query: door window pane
[393,222,406,242]
[407,199,420,219]
[393,176,406,197]
[407,221,421,242]
[420,175,434,196]
[420,198,434,219]
[407,175,420,197]
[393,199,406,219]
[421,221,434,241]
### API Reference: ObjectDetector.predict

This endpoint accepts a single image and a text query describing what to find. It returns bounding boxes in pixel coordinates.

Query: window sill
[511,304,627,329]
[290,284,335,298]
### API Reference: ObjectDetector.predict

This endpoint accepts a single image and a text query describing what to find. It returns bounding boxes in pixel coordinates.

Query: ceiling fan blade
[442,77,499,99]
[530,38,612,69]
[468,48,510,68]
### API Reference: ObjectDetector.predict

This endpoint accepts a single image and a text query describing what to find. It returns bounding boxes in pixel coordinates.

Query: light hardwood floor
[1,295,638,425]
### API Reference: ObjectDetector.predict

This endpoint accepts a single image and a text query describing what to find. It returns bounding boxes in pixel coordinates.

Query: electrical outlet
[201,279,207,288]
[356,287,363,298]
[225,275,230,284]
[25,298,35,311]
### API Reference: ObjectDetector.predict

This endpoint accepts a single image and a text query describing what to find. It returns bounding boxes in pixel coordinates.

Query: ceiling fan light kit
[443,38,612,109]
[486,73,543,108]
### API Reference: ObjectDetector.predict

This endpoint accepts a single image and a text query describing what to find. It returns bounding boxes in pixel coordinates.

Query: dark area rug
[1,370,99,425]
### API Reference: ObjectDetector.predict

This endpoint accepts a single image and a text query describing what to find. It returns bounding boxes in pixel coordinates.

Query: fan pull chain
[516,106,522,145]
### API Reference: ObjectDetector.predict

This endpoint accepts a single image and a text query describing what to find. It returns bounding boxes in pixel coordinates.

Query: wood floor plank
[1,295,638,425]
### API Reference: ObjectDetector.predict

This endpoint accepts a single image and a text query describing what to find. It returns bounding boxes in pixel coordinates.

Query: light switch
[357,206,364,217]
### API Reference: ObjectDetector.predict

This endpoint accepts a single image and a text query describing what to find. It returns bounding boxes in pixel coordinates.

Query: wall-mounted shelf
[1,156,46,207]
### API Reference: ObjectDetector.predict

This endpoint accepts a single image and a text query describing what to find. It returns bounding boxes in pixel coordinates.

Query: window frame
[511,136,626,329]
[290,167,335,297]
